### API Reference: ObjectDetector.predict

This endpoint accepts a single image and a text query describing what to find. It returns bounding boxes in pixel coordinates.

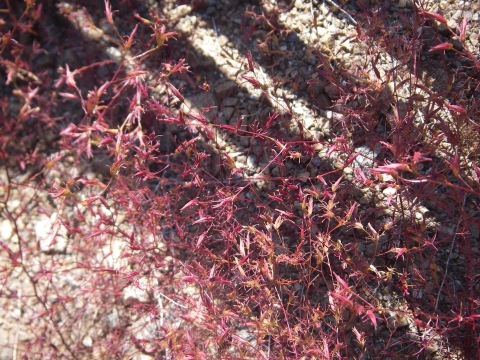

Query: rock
[303,116,315,129]
[303,53,317,65]
[175,15,197,35]
[240,136,250,147]
[33,53,54,69]
[81,24,104,41]
[451,37,464,51]
[222,97,237,107]
[383,187,397,196]
[246,155,256,169]
[90,154,113,178]
[365,242,377,257]
[452,10,473,22]
[297,172,310,183]
[298,65,312,78]
[353,144,381,170]
[294,0,306,10]
[215,81,237,100]
[183,92,219,121]
[62,48,82,69]
[286,32,298,43]
[82,335,93,348]
[293,200,302,211]
[186,48,215,69]
[206,6,216,15]
[343,167,353,175]
[0,219,13,242]
[186,50,200,69]
[356,243,366,255]
[36,213,68,254]
[341,40,353,53]
[298,80,308,91]
[437,20,456,35]
[468,33,478,47]
[218,35,229,46]
[169,5,192,21]
[415,211,424,221]
[387,311,411,329]
[315,94,332,110]
[308,81,327,97]
[222,107,235,121]
[229,115,246,130]
[221,0,239,5]
[470,223,479,239]
[325,83,341,100]
[217,112,227,124]
[123,285,149,306]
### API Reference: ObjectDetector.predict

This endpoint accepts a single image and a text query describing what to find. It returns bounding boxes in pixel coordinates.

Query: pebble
[303,53,317,65]
[0,220,14,242]
[297,172,310,183]
[82,336,93,348]
[353,144,381,170]
[215,81,237,100]
[315,94,333,110]
[383,187,397,196]
[222,97,237,107]
[451,9,465,21]
[294,200,302,211]
[169,4,192,21]
[35,213,68,253]
[218,35,229,46]
[303,116,315,129]
[325,83,340,100]
[206,6,216,15]
[246,155,256,168]
[451,37,464,51]
[222,107,235,120]
[105,47,123,62]
[294,0,305,9]
[343,167,353,175]
[415,211,424,221]
[236,153,247,163]
[470,224,479,239]
[341,40,353,53]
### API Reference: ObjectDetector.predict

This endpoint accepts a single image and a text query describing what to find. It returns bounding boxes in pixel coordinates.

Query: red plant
[0,0,479,358]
